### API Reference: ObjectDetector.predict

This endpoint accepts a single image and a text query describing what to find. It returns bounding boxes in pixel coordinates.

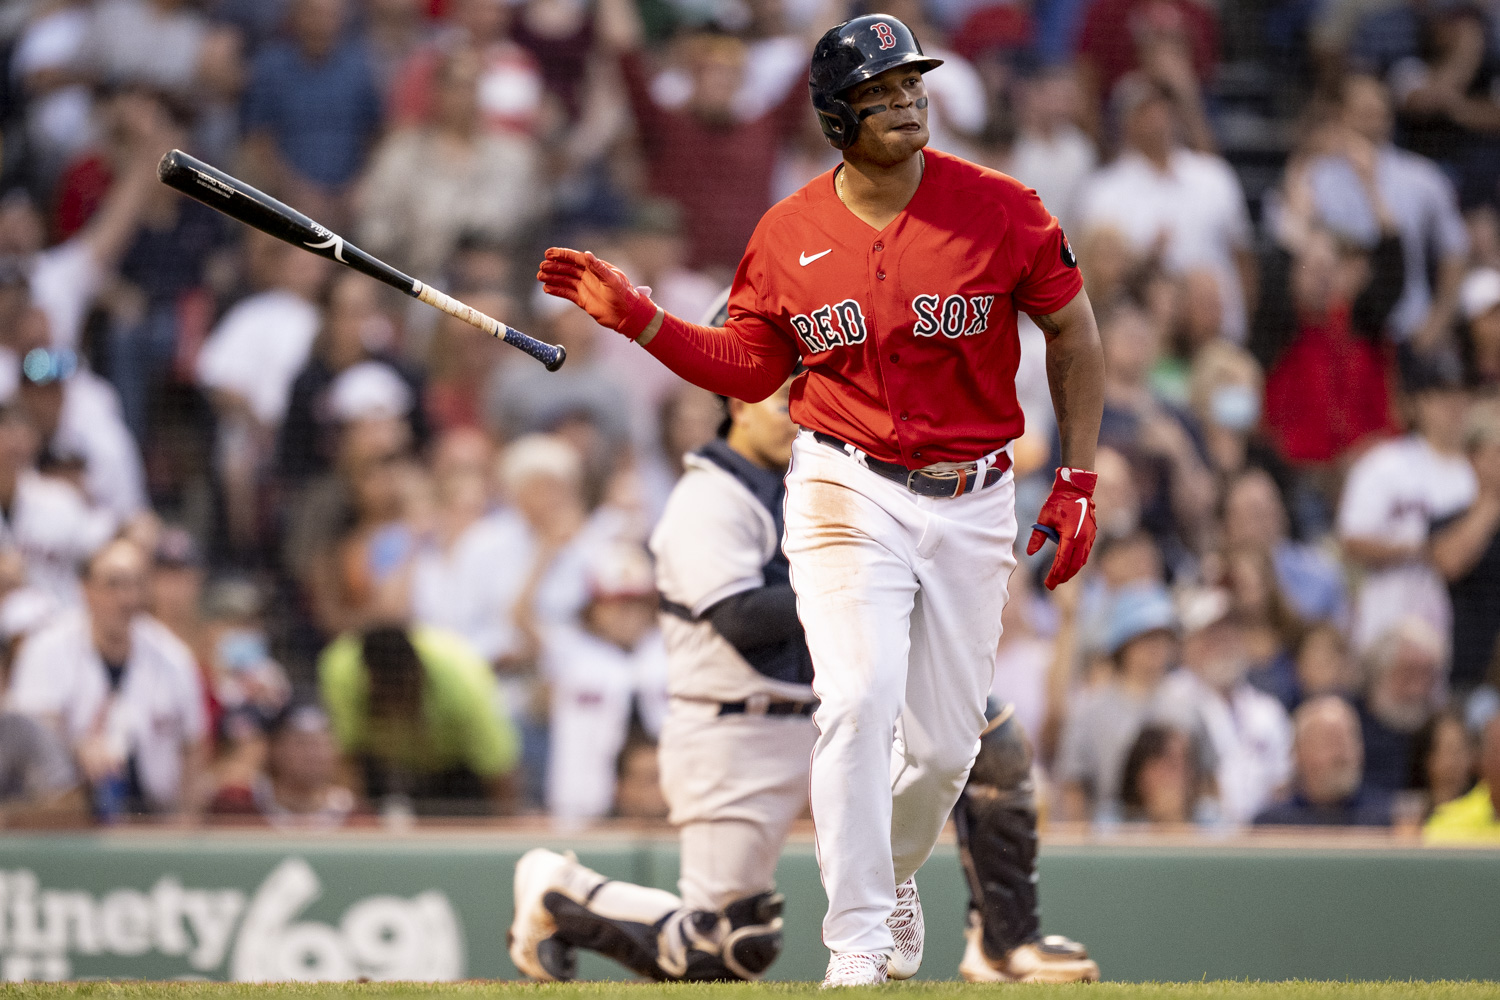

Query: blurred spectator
[613,729,668,821]
[409,427,529,664]
[358,45,544,282]
[1291,623,1361,710]
[1385,3,1500,211]
[83,0,235,98]
[1431,401,1500,695]
[1220,545,1305,682]
[485,293,633,453]
[612,15,809,272]
[1078,75,1255,342]
[542,542,667,825]
[1424,713,1500,842]
[277,273,427,488]
[1118,723,1209,827]
[1056,582,1178,822]
[1186,341,1266,484]
[12,0,95,174]
[389,0,545,135]
[1254,696,1393,827]
[7,537,210,820]
[1156,588,1293,824]
[0,711,87,827]
[242,0,383,222]
[364,0,430,91]
[210,703,354,828]
[147,525,206,659]
[1307,74,1467,349]
[1097,303,1216,571]
[1408,710,1475,819]
[1223,468,1346,625]
[196,235,330,556]
[200,577,291,791]
[1337,356,1474,653]
[423,288,513,431]
[1075,0,1218,109]
[1358,617,1448,793]
[319,623,519,814]
[0,108,161,352]
[1259,152,1403,469]
[1457,267,1500,387]
[1001,67,1097,233]
[13,328,149,520]
[0,401,114,606]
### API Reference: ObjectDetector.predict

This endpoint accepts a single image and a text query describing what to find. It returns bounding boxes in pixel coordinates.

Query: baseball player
[508,314,1098,982]
[532,13,1104,986]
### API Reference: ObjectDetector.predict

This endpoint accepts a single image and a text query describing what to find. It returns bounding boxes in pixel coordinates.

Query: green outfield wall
[0,832,1492,983]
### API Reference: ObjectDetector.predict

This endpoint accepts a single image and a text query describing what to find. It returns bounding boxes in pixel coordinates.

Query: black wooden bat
[157,149,565,371]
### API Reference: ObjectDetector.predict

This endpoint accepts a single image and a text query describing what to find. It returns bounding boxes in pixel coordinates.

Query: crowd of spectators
[0,0,1494,841]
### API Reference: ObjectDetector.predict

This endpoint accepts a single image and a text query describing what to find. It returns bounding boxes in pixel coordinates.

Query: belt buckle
[744,693,771,716]
[907,467,969,499]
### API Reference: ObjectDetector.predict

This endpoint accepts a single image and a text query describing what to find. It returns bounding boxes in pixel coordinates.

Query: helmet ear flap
[815,98,861,149]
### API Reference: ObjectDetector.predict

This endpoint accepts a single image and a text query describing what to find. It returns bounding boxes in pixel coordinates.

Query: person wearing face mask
[1154,588,1293,825]
[1188,341,1273,483]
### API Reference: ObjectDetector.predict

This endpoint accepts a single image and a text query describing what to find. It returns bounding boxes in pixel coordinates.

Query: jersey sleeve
[643,226,802,401]
[649,469,775,616]
[1008,186,1085,318]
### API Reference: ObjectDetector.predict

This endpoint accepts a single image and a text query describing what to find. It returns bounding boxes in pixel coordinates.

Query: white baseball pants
[783,430,1017,956]
[659,699,817,912]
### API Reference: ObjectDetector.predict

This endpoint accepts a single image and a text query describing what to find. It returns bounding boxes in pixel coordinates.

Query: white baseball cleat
[959,913,1100,983]
[508,848,601,981]
[822,950,891,987]
[885,877,924,979]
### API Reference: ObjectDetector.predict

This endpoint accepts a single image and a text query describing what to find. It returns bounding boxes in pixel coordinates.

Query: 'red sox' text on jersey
[724,147,1082,467]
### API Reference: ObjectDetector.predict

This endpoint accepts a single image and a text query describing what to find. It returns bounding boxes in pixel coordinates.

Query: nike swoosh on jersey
[799,249,833,266]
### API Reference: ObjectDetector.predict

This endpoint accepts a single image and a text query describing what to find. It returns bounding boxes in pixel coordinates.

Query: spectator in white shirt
[1338,356,1477,654]
[7,537,209,820]
[1156,588,1294,825]
[1002,67,1098,233]
[197,234,330,555]
[409,426,530,664]
[11,310,147,519]
[542,542,668,826]
[1307,73,1469,350]
[1078,75,1257,341]
[0,401,114,607]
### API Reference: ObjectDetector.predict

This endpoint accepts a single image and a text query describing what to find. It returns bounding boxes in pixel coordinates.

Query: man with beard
[1357,618,1449,792]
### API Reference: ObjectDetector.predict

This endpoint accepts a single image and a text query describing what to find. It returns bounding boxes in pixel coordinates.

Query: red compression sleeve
[642,312,801,402]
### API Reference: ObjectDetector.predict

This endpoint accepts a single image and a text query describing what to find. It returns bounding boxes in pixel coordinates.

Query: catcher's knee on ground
[956,705,1041,957]
[549,887,784,982]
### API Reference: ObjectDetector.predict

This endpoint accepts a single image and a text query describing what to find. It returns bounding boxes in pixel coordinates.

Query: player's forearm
[638,309,799,403]
[1035,293,1104,471]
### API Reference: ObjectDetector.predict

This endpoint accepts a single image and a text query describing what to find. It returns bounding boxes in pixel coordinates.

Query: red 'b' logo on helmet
[871,22,897,49]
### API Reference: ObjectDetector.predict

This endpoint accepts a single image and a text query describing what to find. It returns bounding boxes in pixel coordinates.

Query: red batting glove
[537,247,660,339]
[1026,467,1099,590]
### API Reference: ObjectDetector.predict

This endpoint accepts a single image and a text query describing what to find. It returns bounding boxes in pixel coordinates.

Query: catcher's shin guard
[549,886,784,982]
[955,705,1042,958]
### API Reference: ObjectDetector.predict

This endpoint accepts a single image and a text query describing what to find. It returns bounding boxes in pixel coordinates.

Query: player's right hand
[1027,467,1099,590]
[537,248,660,339]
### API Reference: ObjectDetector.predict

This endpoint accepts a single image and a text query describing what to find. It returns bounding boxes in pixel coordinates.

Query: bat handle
[413,281,566,371]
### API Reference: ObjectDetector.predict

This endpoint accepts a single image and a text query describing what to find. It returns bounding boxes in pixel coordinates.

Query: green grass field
[1,983,1497,1000]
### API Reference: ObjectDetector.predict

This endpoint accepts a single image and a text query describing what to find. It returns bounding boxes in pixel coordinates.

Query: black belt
[717,698,817,717]
[812,432,1011,499]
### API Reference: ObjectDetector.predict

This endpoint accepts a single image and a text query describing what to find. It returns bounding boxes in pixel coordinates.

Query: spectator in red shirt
[610,20,809,273]
[1075,0,1218,109]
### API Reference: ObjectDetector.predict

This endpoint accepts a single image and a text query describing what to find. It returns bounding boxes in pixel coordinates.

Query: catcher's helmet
[809,14,943,149]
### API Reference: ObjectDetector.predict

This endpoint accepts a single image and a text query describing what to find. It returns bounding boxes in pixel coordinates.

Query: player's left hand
[537,247,660,339]
[1027,467,1098,590]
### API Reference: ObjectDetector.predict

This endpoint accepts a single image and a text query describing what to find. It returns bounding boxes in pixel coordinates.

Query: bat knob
[545,346,567,372]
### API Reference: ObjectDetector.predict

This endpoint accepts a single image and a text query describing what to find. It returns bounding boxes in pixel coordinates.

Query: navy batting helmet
[809,14,943,149]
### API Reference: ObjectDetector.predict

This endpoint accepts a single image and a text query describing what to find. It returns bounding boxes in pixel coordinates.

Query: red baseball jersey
[723,147,1082,466]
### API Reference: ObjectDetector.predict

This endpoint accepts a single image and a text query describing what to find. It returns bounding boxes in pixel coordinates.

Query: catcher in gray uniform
[508,295,1097,984]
